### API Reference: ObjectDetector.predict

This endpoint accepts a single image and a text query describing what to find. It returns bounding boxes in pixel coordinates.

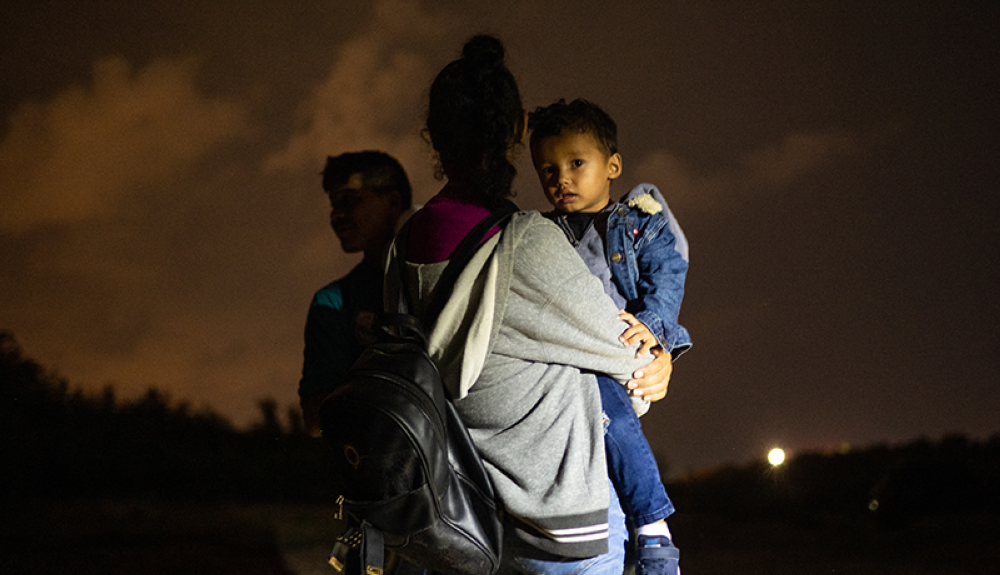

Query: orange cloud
[632,130,858,213]
[0,56,248,234]
[265,0,456,203]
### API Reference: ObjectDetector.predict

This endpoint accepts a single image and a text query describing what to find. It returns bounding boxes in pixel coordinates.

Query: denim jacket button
[610,253,623,263]
[617,207,628,216]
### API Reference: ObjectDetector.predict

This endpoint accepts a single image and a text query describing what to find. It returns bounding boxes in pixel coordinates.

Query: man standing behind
[298,151,413,437]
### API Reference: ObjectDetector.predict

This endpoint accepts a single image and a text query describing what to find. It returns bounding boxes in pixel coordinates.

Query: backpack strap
[359,522,384,575]
[328,521,384,575]
[393,199,518,326]
[423,200,518,325]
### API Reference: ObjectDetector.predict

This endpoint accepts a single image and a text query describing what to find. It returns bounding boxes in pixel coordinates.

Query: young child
[529,98,692,575]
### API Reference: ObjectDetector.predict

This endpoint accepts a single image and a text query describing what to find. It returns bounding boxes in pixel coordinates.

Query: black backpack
[318,205,516,575]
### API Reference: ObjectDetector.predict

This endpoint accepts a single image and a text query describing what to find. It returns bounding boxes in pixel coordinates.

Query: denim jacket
[545,183,692,358]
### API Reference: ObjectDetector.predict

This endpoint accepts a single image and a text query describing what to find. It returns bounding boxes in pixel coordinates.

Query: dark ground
[3,499,998,575]
[0,499,295,575]
[670,509,1000,574]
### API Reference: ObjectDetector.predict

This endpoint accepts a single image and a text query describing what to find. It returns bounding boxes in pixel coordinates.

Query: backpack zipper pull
[334,494,345,521]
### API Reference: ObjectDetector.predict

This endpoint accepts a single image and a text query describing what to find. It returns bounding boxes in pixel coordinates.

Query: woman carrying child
[384,34,672,575]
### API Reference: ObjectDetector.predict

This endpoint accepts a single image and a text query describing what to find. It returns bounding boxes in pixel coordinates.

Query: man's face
[328,173,402,254]
[531,130,621,213]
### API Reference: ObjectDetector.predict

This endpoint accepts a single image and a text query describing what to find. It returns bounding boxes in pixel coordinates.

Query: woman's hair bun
[462,35,505,66]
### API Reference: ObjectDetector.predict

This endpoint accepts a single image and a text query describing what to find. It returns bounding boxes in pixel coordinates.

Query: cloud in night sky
[633,130,858,213]
[0,53,267,421]
[267,0,449,182]
[0,57,248,233]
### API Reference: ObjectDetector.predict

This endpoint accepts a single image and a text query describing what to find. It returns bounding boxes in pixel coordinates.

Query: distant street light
[768,447,786,466]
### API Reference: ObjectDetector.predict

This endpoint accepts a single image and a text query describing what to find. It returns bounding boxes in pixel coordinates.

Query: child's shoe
[635,534,680,575]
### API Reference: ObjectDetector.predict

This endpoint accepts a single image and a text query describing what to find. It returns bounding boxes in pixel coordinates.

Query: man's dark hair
[529,99,618,157]
[322,151,413,210]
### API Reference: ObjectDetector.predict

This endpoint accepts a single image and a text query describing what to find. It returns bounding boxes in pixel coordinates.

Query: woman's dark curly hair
[426,35,524,209]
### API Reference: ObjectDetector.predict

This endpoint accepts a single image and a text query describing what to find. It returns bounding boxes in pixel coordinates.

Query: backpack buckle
[328,524,363,572]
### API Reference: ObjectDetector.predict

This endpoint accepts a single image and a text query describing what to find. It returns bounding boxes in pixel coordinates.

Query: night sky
[2,0,997,475]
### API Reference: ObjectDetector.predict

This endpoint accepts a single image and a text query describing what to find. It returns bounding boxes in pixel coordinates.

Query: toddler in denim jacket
[530,98,692,575]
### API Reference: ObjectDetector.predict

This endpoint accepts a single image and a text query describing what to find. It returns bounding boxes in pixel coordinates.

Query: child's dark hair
[529,99,618,157]
[426,35,523,209]
[322,151,413,210]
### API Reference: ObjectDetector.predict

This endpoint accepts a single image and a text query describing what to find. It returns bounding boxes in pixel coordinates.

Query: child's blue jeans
[596,374,675,526]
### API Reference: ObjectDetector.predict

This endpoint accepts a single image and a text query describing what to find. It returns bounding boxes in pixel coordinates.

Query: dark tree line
[1,330,337,505]
[667,433,1000,527]
[4,328,999,528]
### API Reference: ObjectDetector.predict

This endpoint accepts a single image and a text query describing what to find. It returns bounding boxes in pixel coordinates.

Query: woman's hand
[627,346,672,402]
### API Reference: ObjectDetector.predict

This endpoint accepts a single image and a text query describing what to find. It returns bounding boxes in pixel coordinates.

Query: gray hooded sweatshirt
[385,210,649,558]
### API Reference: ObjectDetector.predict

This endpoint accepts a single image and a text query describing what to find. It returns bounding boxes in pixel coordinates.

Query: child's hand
[618,311,658,357]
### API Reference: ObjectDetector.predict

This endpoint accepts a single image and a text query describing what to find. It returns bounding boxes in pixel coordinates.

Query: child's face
[531,131,621,213]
